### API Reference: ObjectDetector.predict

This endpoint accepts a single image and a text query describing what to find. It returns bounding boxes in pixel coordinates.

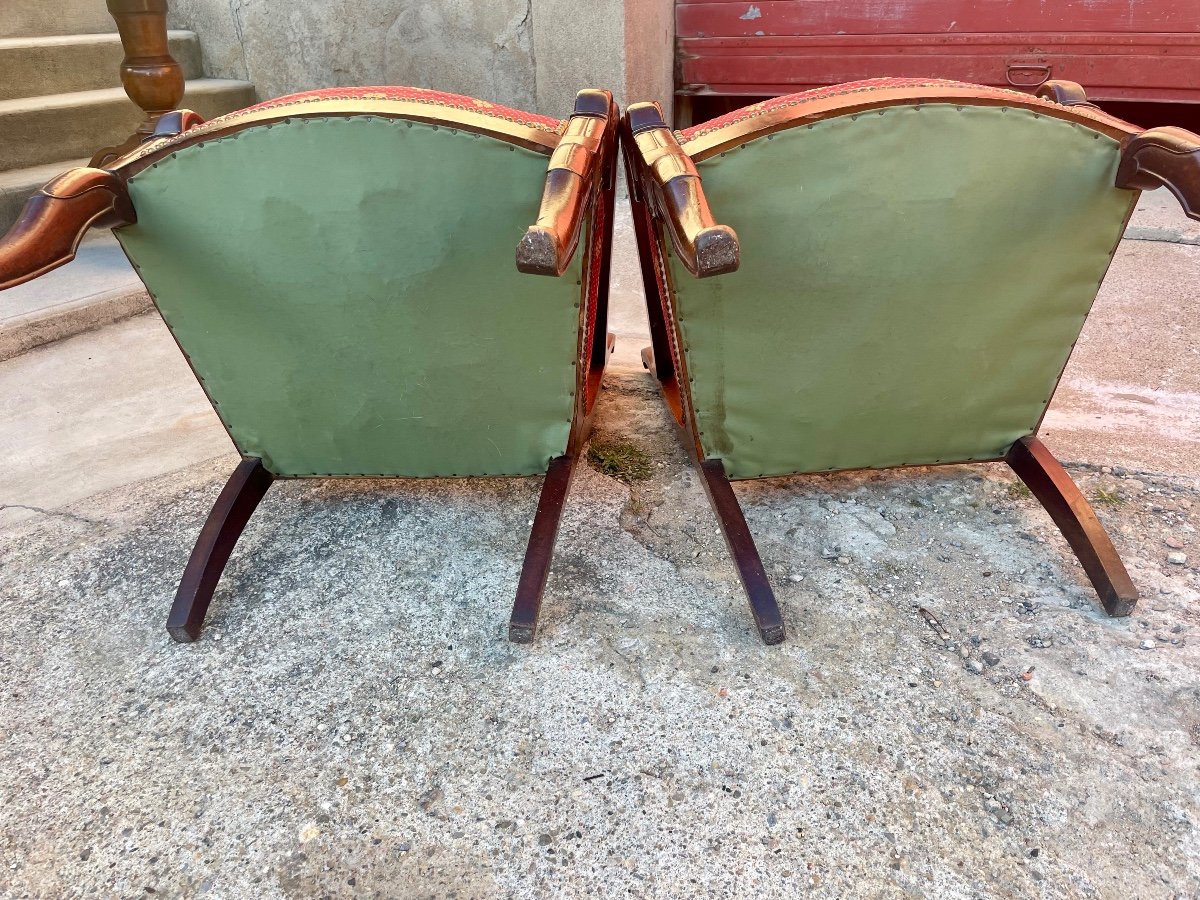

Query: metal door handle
[1006,64,1051,87]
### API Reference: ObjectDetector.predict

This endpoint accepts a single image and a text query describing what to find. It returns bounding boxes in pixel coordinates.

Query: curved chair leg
[509,454,577,643]
[166,457,274,642]
[699,459,785,645]
[1006,435,1138,616]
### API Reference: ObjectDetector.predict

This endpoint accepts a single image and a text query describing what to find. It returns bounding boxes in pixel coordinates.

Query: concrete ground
[0,232,149,362]
[0,195,1198,898]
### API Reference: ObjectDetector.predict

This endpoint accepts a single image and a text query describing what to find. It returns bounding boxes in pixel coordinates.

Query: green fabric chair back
[667,103,1134,479]
[116,115,582,478]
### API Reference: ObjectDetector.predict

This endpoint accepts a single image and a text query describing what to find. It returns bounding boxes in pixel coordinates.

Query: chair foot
[699,459,785,644]
[640,345,655,374]
[509,454,577,643]
[165,457,274,642]
[1006,435,1138,617]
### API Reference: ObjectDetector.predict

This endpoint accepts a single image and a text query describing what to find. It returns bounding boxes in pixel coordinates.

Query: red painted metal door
[677,1,1200,109]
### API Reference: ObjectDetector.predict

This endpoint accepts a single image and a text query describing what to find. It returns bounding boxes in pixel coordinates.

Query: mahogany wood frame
[623,102,788,643]
[510,89,620,643]
[679,79,1142,162]
[0,89,620,644]
[623,80,1200,642]
[166,458,274,641]
[626,103,739,278]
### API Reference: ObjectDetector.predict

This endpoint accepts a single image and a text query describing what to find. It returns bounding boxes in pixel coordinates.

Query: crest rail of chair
[678,79,1142,161]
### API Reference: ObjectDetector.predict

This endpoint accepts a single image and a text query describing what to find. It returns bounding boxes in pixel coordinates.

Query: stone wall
[167,0,673,119]
[168,0,538,110]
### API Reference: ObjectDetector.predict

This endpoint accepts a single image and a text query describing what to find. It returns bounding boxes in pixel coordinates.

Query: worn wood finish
[518,90,616,276]
[509,454,578,643]
[0,168,135,289]
[622,101,718,450]
[586,159,618,401]
[578,150,618,415]
[623,101,790,643]
[623,110,778,641]
[678,83,1140,161]
[676,35,1200,104]
[1117,126,1200,220]
[677,1,1193,35]
[622,111,678,392]
[676,2,1200,106]
[1036,80,1097,108]
[627,102,739,277]
[700,460,785,644]
[109,95,562,178]
[91,0,186,166]
[510,91,619,641]
[151,108,206,138]
[676,36,1200,95]
[166,457,275,642]
[1006,436,1138,616]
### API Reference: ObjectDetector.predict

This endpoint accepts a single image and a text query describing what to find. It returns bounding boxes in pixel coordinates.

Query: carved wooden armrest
[0,168,136,290]
[1117,126,1200,220]
[152,108,206,138]
[626,101,738,278]
[517,89,616,276]
[1035,80,1100,110]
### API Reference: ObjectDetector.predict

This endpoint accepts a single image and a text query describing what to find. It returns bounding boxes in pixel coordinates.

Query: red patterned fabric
[203,85,562,134]
[679,77,1053,142]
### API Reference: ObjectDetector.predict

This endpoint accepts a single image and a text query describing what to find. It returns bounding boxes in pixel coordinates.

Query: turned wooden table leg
[91,0,185,165]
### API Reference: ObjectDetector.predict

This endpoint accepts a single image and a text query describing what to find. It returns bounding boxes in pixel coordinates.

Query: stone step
[0,232,148,362]
[0,1,116,40]
[0,157,91,236]
[0,78,256,171]
[0,31,202,102]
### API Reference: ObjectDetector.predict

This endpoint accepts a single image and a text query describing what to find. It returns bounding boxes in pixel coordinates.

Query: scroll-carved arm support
[0,168,135,290]
[626,102,738,278]
[1117,127,1200,221]
[152,108,206,138]
[1035,80,1099,109]
[517,89,617,276]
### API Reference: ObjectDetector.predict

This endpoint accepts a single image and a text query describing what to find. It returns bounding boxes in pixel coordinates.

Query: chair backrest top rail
[679,77,1141,160]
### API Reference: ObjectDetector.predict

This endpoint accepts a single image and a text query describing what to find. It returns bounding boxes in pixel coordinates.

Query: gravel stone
[1,369,1198,897]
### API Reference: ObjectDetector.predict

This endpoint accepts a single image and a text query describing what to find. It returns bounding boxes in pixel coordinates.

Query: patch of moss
[588,441,653,484]
[1006,482,1032,500]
